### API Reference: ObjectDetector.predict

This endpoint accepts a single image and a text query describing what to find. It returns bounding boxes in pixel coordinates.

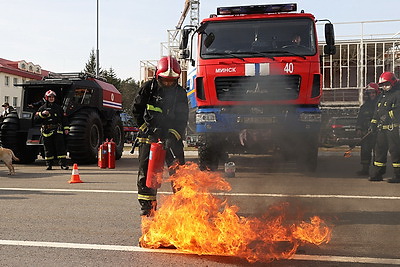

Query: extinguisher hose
[169,148,176,159]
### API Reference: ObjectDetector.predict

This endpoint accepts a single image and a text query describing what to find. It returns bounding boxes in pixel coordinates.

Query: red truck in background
[180,3,336,172]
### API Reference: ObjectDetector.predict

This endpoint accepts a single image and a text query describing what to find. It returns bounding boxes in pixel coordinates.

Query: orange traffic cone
[69,163,83,183]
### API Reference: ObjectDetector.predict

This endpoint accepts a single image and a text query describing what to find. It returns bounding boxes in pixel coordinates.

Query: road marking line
[1,187,400,200]
[0,239,399,265]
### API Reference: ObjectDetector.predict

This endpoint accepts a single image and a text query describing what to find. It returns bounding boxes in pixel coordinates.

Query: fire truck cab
[180,3,336,172]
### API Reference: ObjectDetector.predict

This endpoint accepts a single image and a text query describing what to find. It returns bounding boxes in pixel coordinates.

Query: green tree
[84,48,102,76]
[102,67,121,89]
[119,78,140,114]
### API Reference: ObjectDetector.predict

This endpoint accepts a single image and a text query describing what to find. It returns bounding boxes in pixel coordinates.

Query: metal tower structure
[140,1,200,83]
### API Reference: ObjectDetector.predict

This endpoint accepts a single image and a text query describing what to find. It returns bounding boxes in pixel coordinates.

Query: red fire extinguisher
[146,141,166,189]
[98,139,109,168]
[108,138,116,169]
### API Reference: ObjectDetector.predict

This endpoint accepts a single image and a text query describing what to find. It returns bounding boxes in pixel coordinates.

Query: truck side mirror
[324,23,336,55]
[179,29,191,49]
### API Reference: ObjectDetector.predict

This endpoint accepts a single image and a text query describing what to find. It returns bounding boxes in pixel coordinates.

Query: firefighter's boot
[139,199,157,217]
[46,161,53,170]
[369,165,385,181]
[356,164,369,176]
[60,158,69,170]
[387,169,400,183]
[368,175,383,182]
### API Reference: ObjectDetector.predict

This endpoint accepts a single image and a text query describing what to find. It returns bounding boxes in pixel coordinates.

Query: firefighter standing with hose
[369,72,400,182]
[35,90,70,170]
[132,56,188,216]
[355,83,380,176]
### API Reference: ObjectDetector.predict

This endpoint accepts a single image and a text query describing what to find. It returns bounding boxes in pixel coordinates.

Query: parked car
[320,116,361,148]
[120,113,138,143]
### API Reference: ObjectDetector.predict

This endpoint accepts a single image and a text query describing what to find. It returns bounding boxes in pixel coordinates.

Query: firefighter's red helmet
[156,56,181,79]
[365,82,380,94]
[378,72,398,86]
[44,90,56,100]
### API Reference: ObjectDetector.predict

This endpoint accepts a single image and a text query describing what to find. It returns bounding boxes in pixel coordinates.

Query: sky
[1,0,400,81]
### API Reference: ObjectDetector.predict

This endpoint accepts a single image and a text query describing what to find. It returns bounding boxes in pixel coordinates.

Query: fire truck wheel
[68,110,104,164]
[0,112,19,149]
[104,115,124,160]
[198,135,220,171]
[296,143,318,173]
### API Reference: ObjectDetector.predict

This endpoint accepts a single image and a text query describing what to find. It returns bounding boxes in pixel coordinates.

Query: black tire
[198,134,224,171]
[104,115,124,160]
[68,110,103,164]
[0,112,19,149]
[296,137,319,173]
[0,113,38,163]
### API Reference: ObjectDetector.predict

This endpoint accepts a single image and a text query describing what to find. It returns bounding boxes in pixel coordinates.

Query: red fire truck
[180,3,336,172]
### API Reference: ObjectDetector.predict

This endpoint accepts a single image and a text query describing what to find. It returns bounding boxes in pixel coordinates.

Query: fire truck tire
[0,113,39,163]
[68,110,103,164]
[297,142,318,172]
[0,112,19,148]
[198,135,222,171]
[104,115,124,160]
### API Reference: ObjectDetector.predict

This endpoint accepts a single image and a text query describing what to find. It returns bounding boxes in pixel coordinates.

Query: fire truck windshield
[200,18,316,59]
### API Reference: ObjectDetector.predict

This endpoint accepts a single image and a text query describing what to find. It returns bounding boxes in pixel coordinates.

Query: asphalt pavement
[0,146,400,266]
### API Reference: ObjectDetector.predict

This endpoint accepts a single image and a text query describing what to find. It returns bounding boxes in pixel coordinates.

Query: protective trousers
[137,139,185,211]
[360,133,376,166]
[43,131,67,166]
[370,127,400,178]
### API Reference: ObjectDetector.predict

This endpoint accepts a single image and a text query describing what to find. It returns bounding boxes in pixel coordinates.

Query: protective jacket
[132,79,188,143]
[371,83,400,128]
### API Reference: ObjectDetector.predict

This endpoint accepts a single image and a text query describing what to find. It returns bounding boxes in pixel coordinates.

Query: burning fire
[139,162,332,263]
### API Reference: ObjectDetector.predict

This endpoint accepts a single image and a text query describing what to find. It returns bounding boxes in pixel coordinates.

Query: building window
[22,78,26,83]
[5,76,10,86]
[13,97,18,107]
[4,96,9,103]
[13,77,18,86]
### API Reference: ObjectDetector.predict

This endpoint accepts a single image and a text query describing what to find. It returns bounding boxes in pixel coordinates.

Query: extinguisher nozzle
[169,148,176,159]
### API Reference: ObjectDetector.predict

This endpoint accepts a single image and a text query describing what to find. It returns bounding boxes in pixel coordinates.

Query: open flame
[139,162,332,263]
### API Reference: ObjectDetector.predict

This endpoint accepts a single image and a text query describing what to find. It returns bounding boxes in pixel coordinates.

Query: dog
[0,147,19,175]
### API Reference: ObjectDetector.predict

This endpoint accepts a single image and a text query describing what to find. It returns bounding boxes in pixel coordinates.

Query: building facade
[0,58,49,110]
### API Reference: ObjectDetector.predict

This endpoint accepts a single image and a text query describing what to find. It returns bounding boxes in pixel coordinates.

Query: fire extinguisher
[146,141,166,189]
[98,139,109,168]
[108,138,116,169]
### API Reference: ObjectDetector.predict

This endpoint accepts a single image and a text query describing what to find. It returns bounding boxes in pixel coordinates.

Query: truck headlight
[196,113,216,123]
[299,113,321,122]
[21,112,33,119]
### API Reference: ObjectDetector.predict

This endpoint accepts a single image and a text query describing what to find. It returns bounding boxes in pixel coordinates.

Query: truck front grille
[215,75,301,101]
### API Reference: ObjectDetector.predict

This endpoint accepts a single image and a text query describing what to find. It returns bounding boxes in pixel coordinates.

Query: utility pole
[96,0,100,78]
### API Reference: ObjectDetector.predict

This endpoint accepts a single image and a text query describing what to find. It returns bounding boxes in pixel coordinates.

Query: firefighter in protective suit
[35,90,70,170]
[355,83,380,175]
[132,56,188,216]
[369,72,400,183]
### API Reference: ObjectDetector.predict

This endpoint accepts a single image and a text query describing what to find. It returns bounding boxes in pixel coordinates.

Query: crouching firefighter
[35,90,70,170]
[132,56,189,217]
[369,72,400,183]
